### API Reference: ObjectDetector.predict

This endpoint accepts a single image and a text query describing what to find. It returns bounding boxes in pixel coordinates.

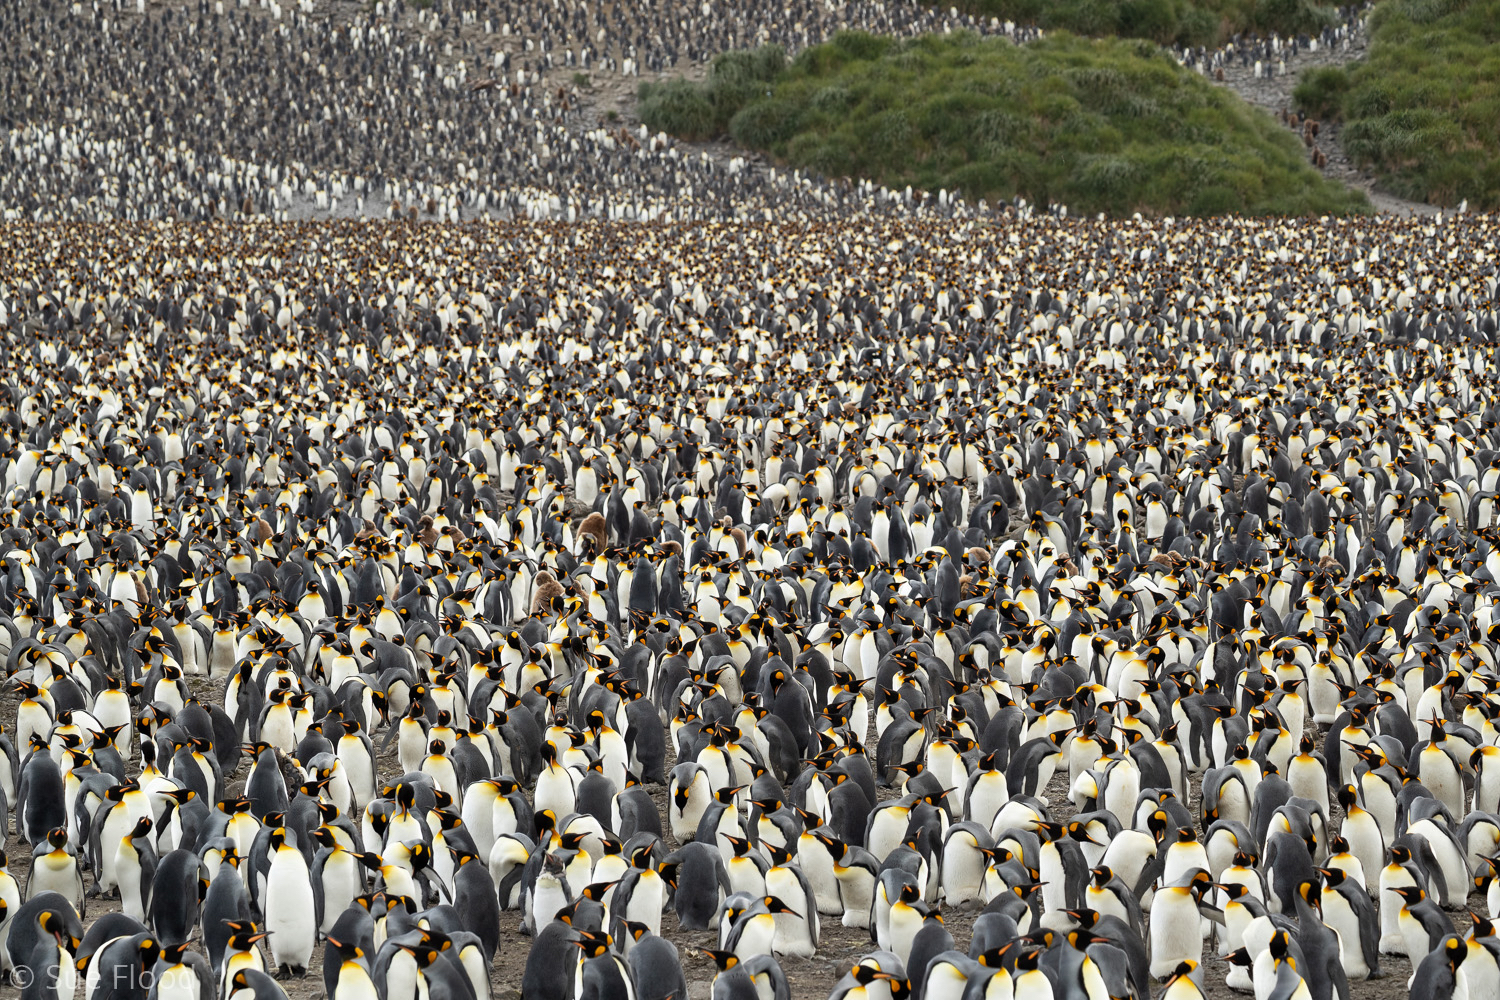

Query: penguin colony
[0,0,1367,225]
[1,211,1499,1000]
[0,0,1031,224]
[1172,8,1368,83]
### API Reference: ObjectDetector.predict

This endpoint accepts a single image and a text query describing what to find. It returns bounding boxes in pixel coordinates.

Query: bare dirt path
[1206,23,1439,217]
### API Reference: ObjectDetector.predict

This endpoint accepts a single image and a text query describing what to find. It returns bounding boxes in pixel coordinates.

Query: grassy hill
[640,31,1370,217]
[1295,0,1500,209]
[960,0,1337,48]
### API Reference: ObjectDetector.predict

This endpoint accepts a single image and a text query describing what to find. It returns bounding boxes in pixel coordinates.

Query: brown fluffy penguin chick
[577,511,608,553]
[723,517,748,558]
[530,571,565,616]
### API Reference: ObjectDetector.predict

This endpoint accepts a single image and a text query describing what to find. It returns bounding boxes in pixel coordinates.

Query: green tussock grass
[1319,0,1500,209]
[957,0,1338,48]
[640,31,1370,218]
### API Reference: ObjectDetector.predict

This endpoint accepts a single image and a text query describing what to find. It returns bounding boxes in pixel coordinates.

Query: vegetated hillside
[640,31,1370,217]
[1295,0,1500,209]
[960,0,1337,47]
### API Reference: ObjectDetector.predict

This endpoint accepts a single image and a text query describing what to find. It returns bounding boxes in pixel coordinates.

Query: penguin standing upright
[577,931,638,1000]
[627,930,688,1000]
[26,828,85,914]
[263,828,317,975]
[117,815,158,923]
[1410,936,1466,1000]
[764,845,820,958]
[663,842,729,931]
[523,919,584,1000]
[1315,867,1379,981]
[149,847,206,946]
[1150,870,1212,978]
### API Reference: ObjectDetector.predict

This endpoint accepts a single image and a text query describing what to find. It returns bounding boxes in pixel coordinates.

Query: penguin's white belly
[838,873,873,928]
[1215,781,1251,825]
[727,861,765,899]
[117,849,147,920]
[534,768,577,817]
[320,855,362,932]
[624,875,663,935]
[531,879,569,929]
[887,908,924,965]
[386,953,429,1000]
[1409,818,1470,904]
[1148,897,1203,976]
[265,854,317,968]
[1457,955,1500,1000]
[801,858,841,916]
[733,916,776,961]
[925,960,973,1000]
[30,857,84,907]
[773,911,816,958]
[940,839,986,905]
[1379,876,1412,953]
[261,711,296,753]
[156,965,199,1000]
[1325,902,1371,979]
[872,891,895,950]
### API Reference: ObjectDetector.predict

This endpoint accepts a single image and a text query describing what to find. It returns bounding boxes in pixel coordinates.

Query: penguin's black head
[571,930,610,957]
[1169,959,1199,982]
[687,946,737,971]
[851,966,899,985]
[40,910,79,950]
[1392,886,1425,904]
[763,896,801,917]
